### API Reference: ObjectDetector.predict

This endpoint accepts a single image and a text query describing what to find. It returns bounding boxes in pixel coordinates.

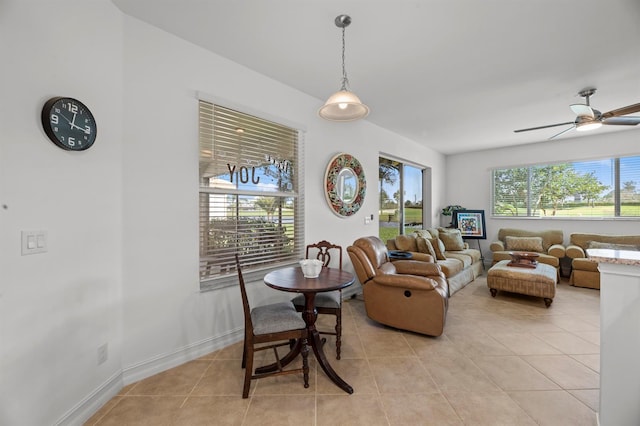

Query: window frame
[198,94,306,290]
[491,154,640,220]
[378,155,426,240]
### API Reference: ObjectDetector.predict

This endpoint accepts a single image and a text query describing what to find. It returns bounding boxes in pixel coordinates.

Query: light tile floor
[86,275,600,425]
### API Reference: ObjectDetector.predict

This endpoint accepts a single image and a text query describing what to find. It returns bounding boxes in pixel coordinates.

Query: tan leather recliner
[347,236,449,337]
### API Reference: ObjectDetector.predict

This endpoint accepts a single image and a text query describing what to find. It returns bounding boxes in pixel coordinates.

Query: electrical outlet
[97,343,108,365]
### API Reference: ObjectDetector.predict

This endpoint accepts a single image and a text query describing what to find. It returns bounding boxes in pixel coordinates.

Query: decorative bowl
[508,251,539,268]
[300,259,323,278]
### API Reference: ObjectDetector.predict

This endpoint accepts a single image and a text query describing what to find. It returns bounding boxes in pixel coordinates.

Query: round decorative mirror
[324,153,366,217]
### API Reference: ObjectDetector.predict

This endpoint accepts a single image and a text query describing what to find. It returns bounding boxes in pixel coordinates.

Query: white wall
[0,1,123,425]
[445,130,640,258]
[120,13,446,380]
[0,2,446,424]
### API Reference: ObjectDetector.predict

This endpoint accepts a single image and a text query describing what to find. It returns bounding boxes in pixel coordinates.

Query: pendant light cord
[340,26,350,91]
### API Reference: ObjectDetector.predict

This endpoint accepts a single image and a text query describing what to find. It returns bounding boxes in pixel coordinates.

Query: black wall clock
[41,97,97,151]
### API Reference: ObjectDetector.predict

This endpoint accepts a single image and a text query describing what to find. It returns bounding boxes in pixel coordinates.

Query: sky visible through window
[573,155,640,196]
[404,166,423,204]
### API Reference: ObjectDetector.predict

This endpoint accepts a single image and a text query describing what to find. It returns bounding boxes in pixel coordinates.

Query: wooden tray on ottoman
[508,251,539,268]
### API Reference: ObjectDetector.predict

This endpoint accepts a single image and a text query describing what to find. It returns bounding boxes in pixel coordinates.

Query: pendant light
[318,14,369,122]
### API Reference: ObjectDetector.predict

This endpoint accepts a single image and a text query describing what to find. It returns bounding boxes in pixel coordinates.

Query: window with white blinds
[199,101,304,287]
[492,155,640,218]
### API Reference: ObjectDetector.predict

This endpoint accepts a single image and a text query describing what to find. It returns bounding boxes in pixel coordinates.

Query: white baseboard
[56,328,243,425]
[55,371,122,426]
[123,327,243,385]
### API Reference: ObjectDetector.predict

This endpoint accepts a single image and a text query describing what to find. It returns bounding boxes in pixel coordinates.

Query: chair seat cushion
[251,302,306,335]
[292,291,340,309]
[436,258,464,277]
[443,252,472,268]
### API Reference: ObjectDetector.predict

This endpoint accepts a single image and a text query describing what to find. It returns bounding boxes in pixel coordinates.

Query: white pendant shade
[318,90,370,121]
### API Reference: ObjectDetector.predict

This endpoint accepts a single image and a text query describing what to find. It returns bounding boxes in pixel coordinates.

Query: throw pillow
[414,229,432,239]
[395,235,418,252]
[428,237,447,260]
[416,236,437,259]
[588,241,639,251]
[439,229,465,251]
[505,236,544,252]
[426,228,440,239]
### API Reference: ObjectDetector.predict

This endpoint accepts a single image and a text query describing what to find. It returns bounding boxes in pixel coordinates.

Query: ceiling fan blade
[602,116,640,126]
[514,121,575,133]
[548,125,576,140]
[570,104,594,118]
[601,103,640,119]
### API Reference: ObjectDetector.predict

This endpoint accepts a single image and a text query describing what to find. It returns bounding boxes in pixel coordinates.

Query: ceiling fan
[514,88,640,139]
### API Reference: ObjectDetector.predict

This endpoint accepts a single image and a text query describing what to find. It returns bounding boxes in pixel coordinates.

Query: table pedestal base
[255,294,353,394]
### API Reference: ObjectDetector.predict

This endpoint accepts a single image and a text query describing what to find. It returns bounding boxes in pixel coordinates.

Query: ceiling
[113,0,640,155]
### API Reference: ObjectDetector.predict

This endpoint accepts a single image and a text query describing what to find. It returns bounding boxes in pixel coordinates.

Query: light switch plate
[21,230,47,255]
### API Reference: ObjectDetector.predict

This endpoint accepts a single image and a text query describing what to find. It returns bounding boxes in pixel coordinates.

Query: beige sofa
[566,233,640,289]
[489,228,566,276]
[386,227,483,295]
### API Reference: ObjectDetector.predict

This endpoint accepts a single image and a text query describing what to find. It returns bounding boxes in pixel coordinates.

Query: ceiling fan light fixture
[318,14,369,122]
[575,118,602,132]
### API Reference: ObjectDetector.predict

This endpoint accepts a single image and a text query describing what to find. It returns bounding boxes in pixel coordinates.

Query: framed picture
[452,209,486,239]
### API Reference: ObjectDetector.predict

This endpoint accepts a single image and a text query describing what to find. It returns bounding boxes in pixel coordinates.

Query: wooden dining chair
[292,240,344,359]
[235,254,309,398]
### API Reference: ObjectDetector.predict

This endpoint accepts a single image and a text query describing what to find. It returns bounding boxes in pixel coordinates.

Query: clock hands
[69,113,87,132]
[58,112,89,133]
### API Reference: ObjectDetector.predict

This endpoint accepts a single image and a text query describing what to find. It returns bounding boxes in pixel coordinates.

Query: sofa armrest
[386,239,399,250]
[393,260,443,278]
[547,244,566,259]
[405,252,434,263]
[566,244,586,259]
[489,241,505,252]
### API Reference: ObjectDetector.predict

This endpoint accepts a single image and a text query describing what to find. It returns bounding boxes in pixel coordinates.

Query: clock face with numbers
[41,97,97,151]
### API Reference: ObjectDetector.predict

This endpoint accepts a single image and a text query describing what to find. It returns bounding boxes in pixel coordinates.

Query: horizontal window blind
[492,155,640,218]
[620,156,640,216]
[199,101,304,284]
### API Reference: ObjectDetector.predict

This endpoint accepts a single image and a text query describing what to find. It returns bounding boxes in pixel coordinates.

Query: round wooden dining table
[258,266,355,394]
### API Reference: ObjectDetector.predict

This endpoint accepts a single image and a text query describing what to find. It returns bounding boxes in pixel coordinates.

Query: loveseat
[386,228,483,295]
[566,233,640,289]
[489,228,566,276]
[347,236,449,336]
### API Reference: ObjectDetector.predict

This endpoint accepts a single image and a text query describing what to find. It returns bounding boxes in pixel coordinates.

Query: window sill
[491,216,640,221]
[199,260,300,292]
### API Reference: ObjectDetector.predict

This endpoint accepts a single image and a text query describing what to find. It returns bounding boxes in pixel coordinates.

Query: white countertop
[586,248,640,266]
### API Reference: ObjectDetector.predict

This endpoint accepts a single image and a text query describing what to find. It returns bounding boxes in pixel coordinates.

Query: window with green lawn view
[492,155,640,217]
[199,101,304,287]
[379,157,424,242]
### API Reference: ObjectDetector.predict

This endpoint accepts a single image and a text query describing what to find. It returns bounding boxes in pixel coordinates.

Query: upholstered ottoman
[487,260,557,307]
